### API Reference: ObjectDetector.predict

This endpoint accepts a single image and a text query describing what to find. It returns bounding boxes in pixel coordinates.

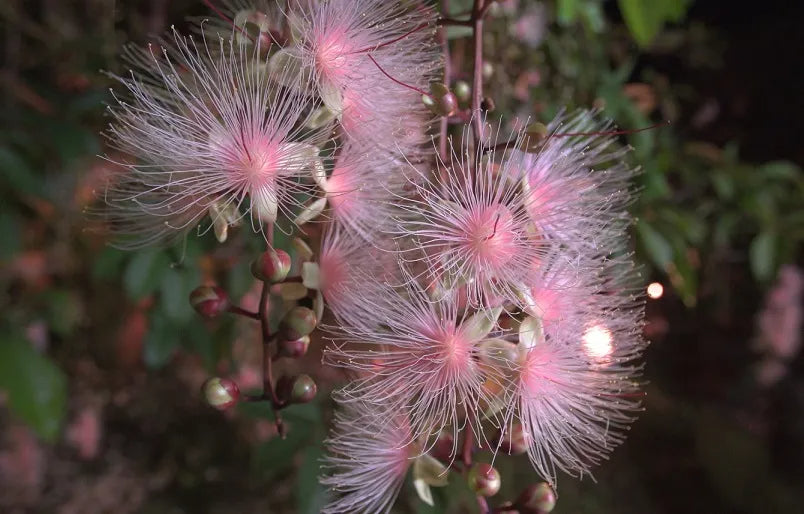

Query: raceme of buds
[278,335,311,359]
[468,463,501,497]
[201,377,240,410]
[251,248,292,283]
[280,306,317,340]
[516,482,556,513]
[189,286,229,319]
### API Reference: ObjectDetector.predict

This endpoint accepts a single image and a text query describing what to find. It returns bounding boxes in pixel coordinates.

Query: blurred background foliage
[1,0,803,512]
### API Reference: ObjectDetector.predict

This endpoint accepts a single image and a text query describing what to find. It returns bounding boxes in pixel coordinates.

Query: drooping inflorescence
[98,1,647,512]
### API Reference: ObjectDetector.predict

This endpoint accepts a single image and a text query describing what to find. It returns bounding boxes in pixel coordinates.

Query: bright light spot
[583,324,613,360]
[647,282,664,299]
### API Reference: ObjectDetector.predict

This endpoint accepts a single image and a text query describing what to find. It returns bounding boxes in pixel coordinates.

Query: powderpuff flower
[312,225,397,327]
[502,261,646,485]
[321,401,415,514]
[101,29,332,248]
[313,143,405,240]
[514,109,636,256]
[396,135,547,310]
[275,0,438,154]
[326,265,504,448]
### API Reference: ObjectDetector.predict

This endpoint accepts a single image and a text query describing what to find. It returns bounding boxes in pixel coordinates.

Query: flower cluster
[100,1,646,512]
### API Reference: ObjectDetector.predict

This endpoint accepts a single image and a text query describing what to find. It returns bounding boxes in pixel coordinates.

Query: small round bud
[453,80,471,103]
[468,463,501,497]
[278,335,311,358]
[498,423,529,455]
[482,62,494,80]
[280,306,317,340]
[251,249,292,283]
[201,377,240,410]
[278,374,317,404]
[424,83,458,117]
[291,374,317,403]
[190,286,229,319]
[519,122,549,153]
[516,482,556,513]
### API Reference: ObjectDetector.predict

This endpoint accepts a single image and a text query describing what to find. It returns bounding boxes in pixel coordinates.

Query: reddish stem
[351,22,432,54]
[438,0,452,165]
[366,53,431,98]
[470,0,486,146]
[226,304,260,320]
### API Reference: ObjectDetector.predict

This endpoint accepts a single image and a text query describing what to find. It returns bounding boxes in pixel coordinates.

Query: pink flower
[397,139,546,309]
[102,29,332,248]
[321,401,415,514]
[505,260,646,484]
[283,0,438,154]
[515,110,636,256]
[326,265,502,446]
[316,144,404,240]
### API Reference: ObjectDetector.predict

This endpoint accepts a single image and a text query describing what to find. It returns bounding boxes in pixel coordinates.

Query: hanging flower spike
[325,263,506,450]
[514,109,637,256]
[506,257,646,486]
[321,401,417,514]
[395,129,549,310]
[101,28,332,248]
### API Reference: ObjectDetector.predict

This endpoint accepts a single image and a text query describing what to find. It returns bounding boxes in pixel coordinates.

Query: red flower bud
[190,286,229,319]
[423,82,458,117]
[277,374,317,405]
[251,248,292,283]
[468,463,501,497]
[278,335,311,358]
[516,482,556,513]
[280,306,317,340]
[201,377,240,410]
[498,423,529,455]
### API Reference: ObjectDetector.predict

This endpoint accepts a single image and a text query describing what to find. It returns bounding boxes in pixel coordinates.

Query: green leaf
[445,25,473,40]
[0,211,21,260]
[557,0,580,26]
[296,445,327,514]
[0,337,67,441]
[0,146,40,196]
[91,246,128,281]
[618,0,692,47]
[124,249,170,300]
[143,311,179,368]
[636,220,673,270]
[43,289,83,337]
[749,231,777,282]
[160,265,199,322]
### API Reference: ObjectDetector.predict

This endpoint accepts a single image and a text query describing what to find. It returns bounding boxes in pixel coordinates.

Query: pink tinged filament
[315,31,355,82]
[465,204,517,272]
[324,164,360,218]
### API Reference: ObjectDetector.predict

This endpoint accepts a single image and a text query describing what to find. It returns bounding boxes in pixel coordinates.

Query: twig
[470,0,486,146]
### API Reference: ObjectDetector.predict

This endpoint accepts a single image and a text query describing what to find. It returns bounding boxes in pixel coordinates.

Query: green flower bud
[251,248,292,283]
[278,335,311,358]
[453,80,471,103]
[189,286,229,319]
[482,62,494,80]
[201,377,240,410]
[468,463,501,497]
[519,122,549,153]
[280,306,317,340]
[498,423,529,455]
[278,374,317,404]
[424,83,458,117]
[516,482,556,513]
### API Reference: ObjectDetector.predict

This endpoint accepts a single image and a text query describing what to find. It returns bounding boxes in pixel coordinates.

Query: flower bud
[201,377,240,410]
[190,286,229,319]
[482,62,494,80]
[423,83,458,117]
[454,80,471,103]
[498,423,528,455]
[280,306,317,340]
[278,374,317,404]
[516,482,556,513]
[481,96,496,113]
[278,335,310,358]
[467,463,501,497]
[251,248,292,283]
[519,122,549,153]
